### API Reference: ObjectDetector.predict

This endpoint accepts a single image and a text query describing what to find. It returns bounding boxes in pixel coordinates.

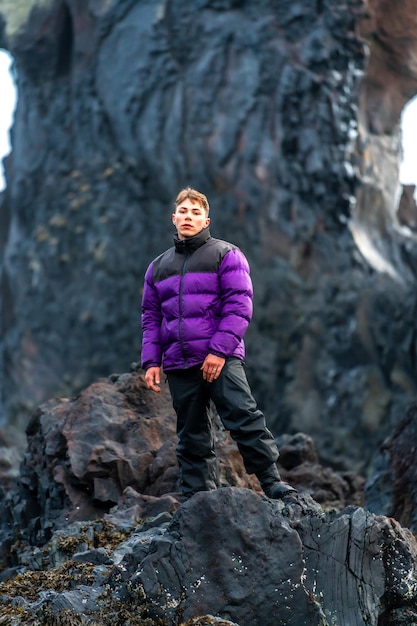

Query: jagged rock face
[134,490,417,626]
[366,402,417,533]
[0,372,363,554]
[1,0,417,477]
[1,488,417,625]
[0,371,416,625]
[354,0,417,274]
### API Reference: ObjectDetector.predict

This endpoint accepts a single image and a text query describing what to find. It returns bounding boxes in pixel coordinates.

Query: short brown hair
[175,187,210,215]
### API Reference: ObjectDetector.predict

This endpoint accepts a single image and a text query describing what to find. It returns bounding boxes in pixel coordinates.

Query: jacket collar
[174,226,211,254]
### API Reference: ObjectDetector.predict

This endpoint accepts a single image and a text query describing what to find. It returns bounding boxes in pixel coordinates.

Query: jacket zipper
[179,253,190,368]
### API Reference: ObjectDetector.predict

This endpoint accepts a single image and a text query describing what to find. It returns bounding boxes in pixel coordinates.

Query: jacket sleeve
[141,263,163,370]
[208,248,253,358]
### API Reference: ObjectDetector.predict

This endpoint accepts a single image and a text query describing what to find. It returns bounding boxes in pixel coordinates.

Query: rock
[0,371,270,553]
[181,618,240,626]
[366,401,417,533]
[130,489,417,625]
[1,2,417,618]
[0,370,366,558]
[277,431,366,510]
[398,185,417,232]
[72,547,112,565]
[1,488,417,625]
[0,372,415,624]
[0,0,417,480]
[277,432,320,468]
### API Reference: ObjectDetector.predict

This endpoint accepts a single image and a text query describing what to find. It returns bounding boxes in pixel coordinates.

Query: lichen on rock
[0,0,54,39]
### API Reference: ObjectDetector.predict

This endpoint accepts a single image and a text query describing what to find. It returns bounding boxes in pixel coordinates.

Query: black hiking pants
[166,357,279,497]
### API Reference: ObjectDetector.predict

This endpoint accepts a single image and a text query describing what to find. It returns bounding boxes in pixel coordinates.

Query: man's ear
[206,217,210,227]
[172,213,176,225]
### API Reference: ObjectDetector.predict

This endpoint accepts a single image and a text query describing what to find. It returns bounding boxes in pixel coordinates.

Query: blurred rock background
[1,0,417,478]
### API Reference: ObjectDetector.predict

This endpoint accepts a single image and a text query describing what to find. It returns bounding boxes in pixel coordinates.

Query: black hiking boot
[256,464,297,500]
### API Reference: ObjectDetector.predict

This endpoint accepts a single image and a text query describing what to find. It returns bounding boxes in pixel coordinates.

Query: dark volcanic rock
[1,489,417,625]
[1,0,417,480]
[0,371,262,554]
[132,490,417,626]
[0,372,416,624]
[0,371,363,557]
[398,185,417,232]
[366,401,417,533]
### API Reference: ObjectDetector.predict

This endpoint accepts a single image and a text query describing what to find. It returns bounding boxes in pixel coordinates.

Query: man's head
[172,187,210,240]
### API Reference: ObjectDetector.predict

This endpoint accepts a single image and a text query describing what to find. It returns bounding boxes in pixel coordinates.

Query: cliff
[1,0,417,479]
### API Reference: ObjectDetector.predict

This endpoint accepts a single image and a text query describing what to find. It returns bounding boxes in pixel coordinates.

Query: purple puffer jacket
[141,227,253,371]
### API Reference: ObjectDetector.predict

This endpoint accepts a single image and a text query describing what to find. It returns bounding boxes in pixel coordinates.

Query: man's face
[172,198,210,240]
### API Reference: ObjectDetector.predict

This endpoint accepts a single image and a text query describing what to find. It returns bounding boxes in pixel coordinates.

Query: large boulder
[133,489,417,626]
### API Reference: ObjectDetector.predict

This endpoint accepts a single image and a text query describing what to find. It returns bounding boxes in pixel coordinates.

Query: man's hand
[201,354,226,383]
[145,366,161,392]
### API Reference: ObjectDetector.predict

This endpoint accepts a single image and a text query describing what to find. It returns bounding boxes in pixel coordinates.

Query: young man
[141,187,296,500]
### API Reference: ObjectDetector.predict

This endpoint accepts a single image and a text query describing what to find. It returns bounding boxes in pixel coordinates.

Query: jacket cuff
[141,362,161,371]
[208,349,227,359]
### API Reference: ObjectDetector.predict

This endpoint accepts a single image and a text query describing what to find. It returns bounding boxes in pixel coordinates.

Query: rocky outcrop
[133,491,417,626]
[0,371,416,625]
[0,371,364,556]
[1,489,417,625]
